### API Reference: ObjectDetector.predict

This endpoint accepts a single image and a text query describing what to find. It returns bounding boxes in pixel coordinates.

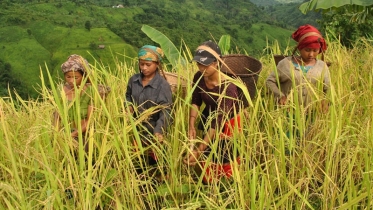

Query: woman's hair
[66,69,85,77]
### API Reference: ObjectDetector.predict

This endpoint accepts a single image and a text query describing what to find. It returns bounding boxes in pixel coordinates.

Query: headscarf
[292,24,327,52]
[61,54,90,73]
[138,45,164,62]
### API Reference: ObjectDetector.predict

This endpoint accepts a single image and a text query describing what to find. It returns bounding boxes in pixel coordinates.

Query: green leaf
[141,24,184,68]
[218,35,231,55]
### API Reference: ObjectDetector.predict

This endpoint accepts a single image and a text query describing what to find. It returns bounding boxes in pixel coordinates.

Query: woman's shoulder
[192,71,203,80]
[151,73,171,92]
[275,56,293,71]
[160,77,172,90]
[129,73,141,81]
[225,80,238,92]
[315,59,328,65]
[82,83,94,95]
[192,72,205,87]
[314,59,330,71]
[277,56,293,66]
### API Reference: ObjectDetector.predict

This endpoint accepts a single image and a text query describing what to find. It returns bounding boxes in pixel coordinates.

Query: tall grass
[0,39,372,209]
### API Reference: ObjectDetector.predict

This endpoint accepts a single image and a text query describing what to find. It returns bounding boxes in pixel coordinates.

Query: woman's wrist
[198,142,207,152]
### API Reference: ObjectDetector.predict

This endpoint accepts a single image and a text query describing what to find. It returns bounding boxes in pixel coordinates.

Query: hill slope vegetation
[0,0,300,98]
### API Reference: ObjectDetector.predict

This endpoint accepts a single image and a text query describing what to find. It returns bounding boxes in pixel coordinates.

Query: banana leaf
[299,0,373,14]
[141,24,185,68]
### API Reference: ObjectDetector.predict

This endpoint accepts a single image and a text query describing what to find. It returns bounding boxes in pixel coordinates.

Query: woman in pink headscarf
[266,24,330,138]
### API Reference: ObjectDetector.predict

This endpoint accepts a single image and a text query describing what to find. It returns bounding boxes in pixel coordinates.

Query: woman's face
[299,47,320,63]
[139,60,158,77]
[64,71,84,87]
[197,62,218,77]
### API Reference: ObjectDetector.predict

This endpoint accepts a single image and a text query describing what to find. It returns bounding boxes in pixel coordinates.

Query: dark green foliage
[0,59,29,98]
[89,41,96,49]
[85,20,91,31]
[318,9,373,48]
[259,3,322,29]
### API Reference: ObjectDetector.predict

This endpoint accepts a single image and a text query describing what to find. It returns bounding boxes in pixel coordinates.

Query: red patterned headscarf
[292,24,327,52]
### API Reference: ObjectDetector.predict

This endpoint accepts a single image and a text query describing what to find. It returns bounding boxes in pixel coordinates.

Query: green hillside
[0,0,294,98]
[0,23,136,97]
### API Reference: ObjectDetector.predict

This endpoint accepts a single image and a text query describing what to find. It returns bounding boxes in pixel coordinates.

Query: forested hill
[250,0,302,7]
[0,0,313,98]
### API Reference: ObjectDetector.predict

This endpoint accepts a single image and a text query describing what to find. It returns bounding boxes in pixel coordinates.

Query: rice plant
[0,37,372,209]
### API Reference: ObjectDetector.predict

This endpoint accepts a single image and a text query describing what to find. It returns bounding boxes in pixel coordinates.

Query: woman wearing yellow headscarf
[125,45,173,179]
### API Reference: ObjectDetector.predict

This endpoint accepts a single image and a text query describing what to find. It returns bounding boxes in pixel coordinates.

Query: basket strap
[196,45,237,77]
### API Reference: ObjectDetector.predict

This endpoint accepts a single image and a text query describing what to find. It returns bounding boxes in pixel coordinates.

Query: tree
[319,9,373,47]
[85,20,91,31]
[300,0,373,23]
[89,41,96,49]
[300,0,373,47]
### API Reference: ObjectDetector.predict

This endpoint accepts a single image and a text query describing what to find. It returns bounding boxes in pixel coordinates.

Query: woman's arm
[71,104,93,138]
[188,104,199,140]
[185,127,215,166]
[266,59,290,100]
[189,72,204,139]
[321,63,331,113]
[125,76,135,114]
[153,82,173,140]
[322,64,330,94]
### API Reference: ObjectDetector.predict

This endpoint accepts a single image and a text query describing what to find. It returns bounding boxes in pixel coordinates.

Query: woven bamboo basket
[220,54,262,107]
[274,54,331,67]
[163,71,188,97]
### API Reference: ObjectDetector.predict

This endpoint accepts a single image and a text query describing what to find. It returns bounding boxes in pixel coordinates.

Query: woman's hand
[278,95,287,105]
[71,130,78,139]
[321,99,329,113]
[183,141,208,166]
[188,127,196,140]
[155,133,164,143]
[183,149,200,166]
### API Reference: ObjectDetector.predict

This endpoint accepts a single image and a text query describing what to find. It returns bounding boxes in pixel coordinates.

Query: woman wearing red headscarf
[266,24,330,138]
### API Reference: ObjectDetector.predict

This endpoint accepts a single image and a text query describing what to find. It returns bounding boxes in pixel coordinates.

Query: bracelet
[190,116,196,119]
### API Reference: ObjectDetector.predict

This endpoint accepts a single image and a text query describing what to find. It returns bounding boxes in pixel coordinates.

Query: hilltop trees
[0,59,28,98]
[85,21,91,31]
